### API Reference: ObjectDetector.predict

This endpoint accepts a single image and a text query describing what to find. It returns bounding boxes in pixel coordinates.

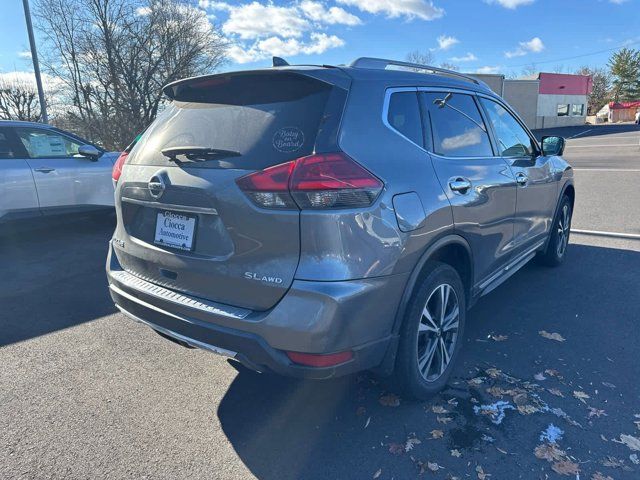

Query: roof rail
[349,57,488,88]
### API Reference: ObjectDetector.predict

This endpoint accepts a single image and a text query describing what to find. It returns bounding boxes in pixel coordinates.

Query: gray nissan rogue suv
[107,57,574,399]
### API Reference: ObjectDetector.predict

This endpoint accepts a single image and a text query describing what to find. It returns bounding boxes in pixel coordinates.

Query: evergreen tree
[608,48,640,102]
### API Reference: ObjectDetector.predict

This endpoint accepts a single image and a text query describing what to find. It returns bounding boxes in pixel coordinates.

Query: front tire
[539,195,572,267]
[394,262,466,400]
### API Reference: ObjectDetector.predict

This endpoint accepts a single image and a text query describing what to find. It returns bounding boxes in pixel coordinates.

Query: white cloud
[228,33,345,64]
[485,0,535,8]
[217,2,310,39]
[300,1,361,25]
[433,35,459,51]
[476,65,501,74]
[609,0,629,3]
[450,52,477,62]
[18,50,32,59]
[505,36,544,58]
[135,6,151,15]
[336,0,444,21]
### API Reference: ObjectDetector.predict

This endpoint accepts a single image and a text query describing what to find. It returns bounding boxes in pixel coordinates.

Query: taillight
[112,151,128,182]
[286,350,353,367]
[235,153,382,210]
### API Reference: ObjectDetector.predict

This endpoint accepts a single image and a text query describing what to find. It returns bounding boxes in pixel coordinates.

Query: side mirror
[541,136,566,156]
[78,144,102,161]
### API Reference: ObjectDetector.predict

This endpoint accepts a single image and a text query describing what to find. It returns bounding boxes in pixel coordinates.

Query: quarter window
[420,92,493,157]
[0,131,16,159]
[480,98,535,157]
[15,128,84,159]
[386,91,423,147]
[557,104,569,116]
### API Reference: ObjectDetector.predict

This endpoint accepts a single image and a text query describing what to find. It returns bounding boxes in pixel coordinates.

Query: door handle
[449,178,472,193]
[34,167,55,173]
[516,172,528,186]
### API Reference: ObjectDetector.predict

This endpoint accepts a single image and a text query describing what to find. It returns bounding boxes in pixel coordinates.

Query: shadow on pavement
[218,242,640,480]
[532,123,639,141]
[0,213,117,346]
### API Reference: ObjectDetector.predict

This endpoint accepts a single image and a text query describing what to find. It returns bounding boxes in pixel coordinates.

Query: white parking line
[571,229,640,240]
[567,143,639,148]
[568,129,593,139]
[573,168,640,172]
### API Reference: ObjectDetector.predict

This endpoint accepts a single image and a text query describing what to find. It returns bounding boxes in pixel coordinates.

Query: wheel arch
[392,234,473,336]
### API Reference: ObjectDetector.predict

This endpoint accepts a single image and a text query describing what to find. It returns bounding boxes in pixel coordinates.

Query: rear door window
[386,91,423,146]
[0,130,16,159]
[420,92,493,157]
[129,72,339,170]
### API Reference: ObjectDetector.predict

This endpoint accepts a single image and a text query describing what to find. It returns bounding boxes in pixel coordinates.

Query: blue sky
[2,0,639,79]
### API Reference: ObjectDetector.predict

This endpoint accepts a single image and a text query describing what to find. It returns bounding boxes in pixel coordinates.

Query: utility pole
[22,0,48,123]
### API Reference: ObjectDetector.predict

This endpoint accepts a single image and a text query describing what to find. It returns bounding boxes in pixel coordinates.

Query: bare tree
[0,76,42,122]
[406,50,435,67]
[34,0,227,149]
[520,63,538,78]
[439,62,459,72]
[575,66,612,114]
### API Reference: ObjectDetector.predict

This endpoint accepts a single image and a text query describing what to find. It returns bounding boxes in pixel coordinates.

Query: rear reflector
[236,152,382,209]
[286,350,354,368]
[112,151,129,182]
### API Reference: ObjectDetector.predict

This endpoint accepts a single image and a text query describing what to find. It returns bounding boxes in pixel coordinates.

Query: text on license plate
[154,211,196,251]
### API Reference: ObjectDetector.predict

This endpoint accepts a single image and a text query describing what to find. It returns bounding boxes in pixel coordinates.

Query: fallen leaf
[372,468,382,479]
[405,435,422,452]
[418,461,443,473]
[534,372,546,381]
[620,434,640,452]
[496,447,508,454]
[447,398,459,406]
[548,388,564,398]
[591,473,613,480]
[486,368,501,378]
[588,407,607,418]
[551,460,579,476]
[545,369,562,377]
[539,330,566,342]
[601,434,608,442]
[430,429,444,439]
[450,449,461,457]
[486,386,507,397]
[573,390,590,404]
[481,434,495,443]
[475,465,491,479]
[517,405,539,415]
[534,443,566,462]
[437,416,453,424]
[431,405,449,414]
[379,393,400,407]
[490,334,508,341]
[468,377,485,386]
[388,443,404,455]
[630,453,639,465]
[601,456,626,468]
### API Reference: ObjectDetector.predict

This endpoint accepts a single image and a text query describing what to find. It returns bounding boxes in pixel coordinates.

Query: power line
[505,39,640,68]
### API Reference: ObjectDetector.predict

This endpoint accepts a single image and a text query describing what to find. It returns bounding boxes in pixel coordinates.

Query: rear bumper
[107,243,408,379]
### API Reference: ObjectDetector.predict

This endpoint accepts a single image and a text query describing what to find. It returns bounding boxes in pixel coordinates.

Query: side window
[480,98,536,157]
[0,131,16,159]
[572,104,584,116]
[420,92,493,157]
[557,104,569,117]
[15,128,83,159]
[386,91,423,147]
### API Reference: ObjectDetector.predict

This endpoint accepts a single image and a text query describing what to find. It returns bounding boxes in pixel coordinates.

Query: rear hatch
[114,69,348,311]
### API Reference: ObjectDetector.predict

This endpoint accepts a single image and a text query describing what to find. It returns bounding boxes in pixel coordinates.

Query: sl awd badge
[244,272,283,284]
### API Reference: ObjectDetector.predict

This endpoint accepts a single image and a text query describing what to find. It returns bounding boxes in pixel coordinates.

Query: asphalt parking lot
[2,124,639,480]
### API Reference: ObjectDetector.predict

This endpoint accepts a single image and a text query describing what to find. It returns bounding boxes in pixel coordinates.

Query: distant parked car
[0,120,119,222]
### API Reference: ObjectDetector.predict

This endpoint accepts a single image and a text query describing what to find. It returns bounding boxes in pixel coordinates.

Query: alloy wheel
[416,283,459,382]
[556,204,571,257]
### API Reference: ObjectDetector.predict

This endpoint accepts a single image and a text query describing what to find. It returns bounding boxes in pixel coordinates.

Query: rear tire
[394,262,466,400]
[538,195,572,267]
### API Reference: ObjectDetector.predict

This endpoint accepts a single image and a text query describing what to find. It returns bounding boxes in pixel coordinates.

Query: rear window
[129,72,337,170]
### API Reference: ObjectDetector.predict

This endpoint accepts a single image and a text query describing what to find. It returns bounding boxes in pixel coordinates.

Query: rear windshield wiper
[161,146,241,162]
